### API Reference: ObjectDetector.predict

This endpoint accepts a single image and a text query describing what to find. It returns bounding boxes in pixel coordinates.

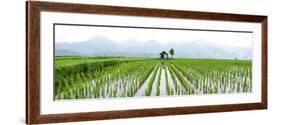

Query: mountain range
[55,35,252,60]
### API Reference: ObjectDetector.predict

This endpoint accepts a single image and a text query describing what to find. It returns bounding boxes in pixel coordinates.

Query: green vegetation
[55,56,252,100]
[55,56,158,99]
[170,58,252,94]
[55,56,147,68]
[145,64,159,96]
[169,48,174,59]
[164,62,174,95]
[156,64,162,96]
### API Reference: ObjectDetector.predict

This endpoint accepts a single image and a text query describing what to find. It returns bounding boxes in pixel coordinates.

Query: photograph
[26,1,267,123]
[54,24,253,100]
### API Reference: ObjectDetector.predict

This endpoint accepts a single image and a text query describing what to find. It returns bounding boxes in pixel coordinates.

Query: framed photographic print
[26,1,268,124]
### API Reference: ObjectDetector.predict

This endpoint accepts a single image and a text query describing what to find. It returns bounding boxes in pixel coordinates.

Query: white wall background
[0,0,280,124]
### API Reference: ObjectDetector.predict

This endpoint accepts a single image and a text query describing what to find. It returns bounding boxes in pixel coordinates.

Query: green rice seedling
[164,62,172,95]
[170,58,252,95]
[156,64,162,96]
[167,63,183,95]
[145,65,159,96]
[55,56,252,99]
[168,63,197,94]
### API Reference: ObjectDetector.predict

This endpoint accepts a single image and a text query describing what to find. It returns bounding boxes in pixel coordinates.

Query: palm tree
[169,48,174,59]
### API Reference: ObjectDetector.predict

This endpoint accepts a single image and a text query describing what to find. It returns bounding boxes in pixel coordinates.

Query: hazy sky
[55,25,253,48]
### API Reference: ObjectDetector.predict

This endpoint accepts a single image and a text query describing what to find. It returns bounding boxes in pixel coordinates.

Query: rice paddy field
[55,56,252,100]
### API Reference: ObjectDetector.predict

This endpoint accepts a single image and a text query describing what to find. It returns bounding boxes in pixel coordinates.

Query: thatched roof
[160,51,168,55]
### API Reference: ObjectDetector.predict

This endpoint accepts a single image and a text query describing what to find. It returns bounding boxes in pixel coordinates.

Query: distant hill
[55,35,252,60]
[55,49,80,56]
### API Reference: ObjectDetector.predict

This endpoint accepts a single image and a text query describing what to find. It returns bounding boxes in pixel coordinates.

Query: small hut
[160,51,168,59]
